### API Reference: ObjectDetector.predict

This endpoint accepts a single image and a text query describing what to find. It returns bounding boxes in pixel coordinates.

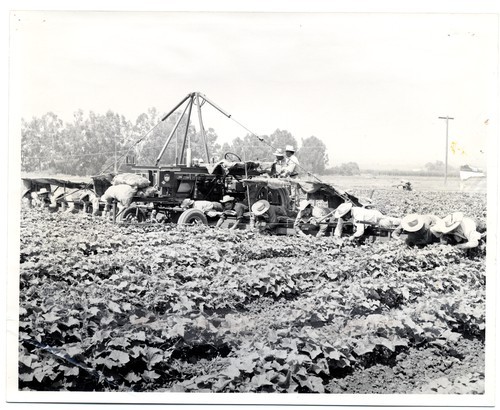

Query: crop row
[18,204,486,392]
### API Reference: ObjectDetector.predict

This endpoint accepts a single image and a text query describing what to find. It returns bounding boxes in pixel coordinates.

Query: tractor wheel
[118,207,146,223]
[177,208,208,225]
[252,186,291,210]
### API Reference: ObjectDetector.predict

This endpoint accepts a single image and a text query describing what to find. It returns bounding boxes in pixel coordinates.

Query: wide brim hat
[401,214,424,232]
[273,149,284,157]
[251,199,270,216]
[436,212,464,234]
[285,145,295,153]
[357,196,373,207]
[220,195,235,203]
[298,199,312,211]
[334,202,353,218]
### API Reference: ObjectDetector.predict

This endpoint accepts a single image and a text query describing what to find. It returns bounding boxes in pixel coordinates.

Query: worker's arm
[455,230,481,250]
[228,203,245,230]
[455,238,479,250]
[266,206,280,230]
[392,224,403,239]
[293,211,307,237]
[352,222,366,238]
[333,218,344,237]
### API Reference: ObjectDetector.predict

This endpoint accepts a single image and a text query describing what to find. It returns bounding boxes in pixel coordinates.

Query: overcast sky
[9,10,498,170]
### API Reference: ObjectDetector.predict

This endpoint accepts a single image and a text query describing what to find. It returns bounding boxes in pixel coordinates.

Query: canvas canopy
[242,177,362,207]
[294,180,362,206]
[22,177,89,190]
[21,177,90,199]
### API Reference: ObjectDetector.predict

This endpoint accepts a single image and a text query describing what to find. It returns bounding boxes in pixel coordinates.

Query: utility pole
[438,116,454,184]
[114,135,117,173]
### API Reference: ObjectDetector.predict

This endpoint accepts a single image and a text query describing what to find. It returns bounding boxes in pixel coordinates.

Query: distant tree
[134,108,179,166]
[218,134,270,162]
[215,142,233,162]
[82,111,133,175]
[21,110,136,176]
[268,129,298,158]
[190,127,221,163]
[213,129,298,163]
[324,162,361,176]
[21,112,64,172]
[299,136,328,175]
[424,160,445,172]
[134,109,221,166]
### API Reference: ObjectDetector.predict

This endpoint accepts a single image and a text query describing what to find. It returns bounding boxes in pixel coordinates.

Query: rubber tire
[253,186,291,210]
[177,208,208,225]
[118,207,146,223]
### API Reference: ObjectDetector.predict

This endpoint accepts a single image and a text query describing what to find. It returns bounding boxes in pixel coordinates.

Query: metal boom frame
[155,92,231,167]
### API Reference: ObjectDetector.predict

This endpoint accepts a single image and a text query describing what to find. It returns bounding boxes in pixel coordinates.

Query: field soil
[327,338,485,393]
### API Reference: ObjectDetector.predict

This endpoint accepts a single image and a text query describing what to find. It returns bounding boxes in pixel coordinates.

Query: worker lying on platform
[180,198,223,216]
[215,195,247,231]
[101,184,137,219]
[294,200,334,238]
[430,212,483,250]
[30,188,51,208]
[392,213,442,247]
[251,199,288,233]
[333,202,401,240]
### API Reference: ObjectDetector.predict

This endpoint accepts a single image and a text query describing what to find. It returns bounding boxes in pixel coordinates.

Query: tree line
[21,109,329,177]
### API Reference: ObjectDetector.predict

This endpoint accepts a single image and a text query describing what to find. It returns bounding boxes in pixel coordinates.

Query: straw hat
[436,212,464,234]
[298,199,312,211]
[334,202,353,218]
[251,199,270,216]
[220,195,235,203]
[285,145,295,153]
[357,196,373,207]
[401,214,424,232]
[38,188,50,195]
[273,148,284,157]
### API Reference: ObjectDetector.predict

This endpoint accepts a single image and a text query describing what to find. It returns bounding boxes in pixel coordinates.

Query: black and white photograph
[4,1,499,408]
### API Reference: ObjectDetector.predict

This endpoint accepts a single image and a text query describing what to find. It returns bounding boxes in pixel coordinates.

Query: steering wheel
[224,152,242,162]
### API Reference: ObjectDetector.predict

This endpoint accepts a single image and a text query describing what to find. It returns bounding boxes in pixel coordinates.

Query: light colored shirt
[281,155,300,177]
[334,206,384,238]
[294,206,333,236]
[450,217,482,245]
[431,216,481,249]
[294,207,332,225]
[351,207,383,224]
[274,158,285,176]
[192,200,214,212]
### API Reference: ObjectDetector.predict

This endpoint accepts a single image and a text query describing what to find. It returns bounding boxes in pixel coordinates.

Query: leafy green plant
[18,192,486,392]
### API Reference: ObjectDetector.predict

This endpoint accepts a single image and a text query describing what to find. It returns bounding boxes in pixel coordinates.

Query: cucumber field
[16,188,489,395]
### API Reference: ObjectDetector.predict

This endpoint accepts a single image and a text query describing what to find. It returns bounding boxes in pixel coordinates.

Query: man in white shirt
[430,212,482,250]
[333,202,400,239]
[272,148,286,177]
[294,200,334,237]
[279,145,300,178]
